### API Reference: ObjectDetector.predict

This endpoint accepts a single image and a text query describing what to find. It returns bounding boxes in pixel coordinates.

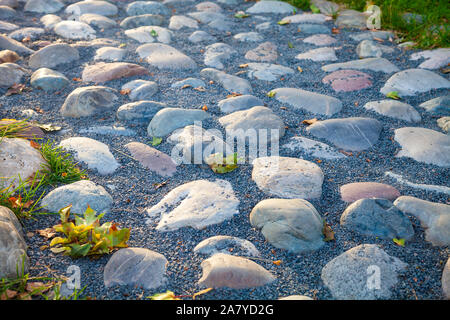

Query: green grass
[332,0,449,48]
[281,0,449,49]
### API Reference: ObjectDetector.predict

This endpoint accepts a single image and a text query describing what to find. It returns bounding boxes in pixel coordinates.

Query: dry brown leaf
[0,289,17,300]
[373,37,384,42]
[181,84,192,89]
[323,223,335,241]
[340,150,353,156]
[5,83,27,96]
[202,105,208,111]
[227,92,242,98]
[239,63,249,68]
[194,86,206,92]
[302,118,318,125]
[332,27,340,34]
[37,227,56,239]
[297,66,303,72]
[119,89,131,95]
[72,77,82,82]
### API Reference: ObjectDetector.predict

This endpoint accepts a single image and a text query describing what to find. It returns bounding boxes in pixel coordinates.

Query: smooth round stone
[204,42,237,69]
[171,77,205,89]
[168,15,198,30]
[0,4,15,18]
[245,41,277,62]
[335,9,367,29]
[306,117,382,151]
[246,63,294,82]
[437,117,450,133]
[419,96,450,116]
[0,34,34,55]
[94,47,126,61]
[65,1,118,17]
[363,100,421,122]
[217,95,264,114]
[188,30,216,43]
[340,182,400,203]
[298,24,330,34]
[194,236,260,257]
[218,106,285,144]
[394,196,450,246]
[195,2,222,12]
[104,248,168,290]
[79,14,117,29]
[279,13,327,24]
[394,127,450,167]
[443,258,450,299]
[121,79,158,101]
[54,21,96,40]
[296,47,337,62]
[120,14,164,29]
[59,137,120,175]
[60,86,118,118]
[380,69,450,97]
[9,27,45,42]
[0,137,47,189]
[341,198,414,240]
[40,14,61,29]
[410,48,450,69]
[28,43,79,69]
[147,108,210,137]
[40,180,113,214]
[137,43,197,70]
[30,68,69,92]
[321,244,407,300]
[0,20,18,32]
[303,34,336,46]
[357,40,382,58]
[125,26,173,44]
[350,31,395,41]
[270,87,342,116]
[125,142,177,177]
[145,179,240,231]
[310,0,339,15]
[323,69,372,92]
[126,1,170,16]
[246,1,296,14]
[198,253,275,289]
[282,136,346,160]
[0,62,26,87]
[81,62,149,82]
[250,199,325,253]
[0,0,17,8]
[323,58,399,73]
[234,32,263,42]
[200,68,252,94]
[252,156,324,199]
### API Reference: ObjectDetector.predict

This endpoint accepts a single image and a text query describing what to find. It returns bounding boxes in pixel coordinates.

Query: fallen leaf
[340,150,353,156]
[239,63,249,68]
[373,37,384,42]
[202,105,208,111]
[0,289,17,300]
[5,83,27,96]
[192,288,213,300]
[227,92,242,98]
[386,91,400,100]
[35,123,61,132]
[37,227,56,239]
[181,84,192,89]
[266,91,276,98]
[288,41,294,49]
[393,238,405,246]
[26,232,34,238]
[194,86,206,92]
[29,140,40,149]
[151,137,162,146]
[272,260,282,266]
[323,222,335,242]
[302,118,318,125]
[297,66,303,72]
[332,27,340,34]
[72,77,82,82]
[120,89,131,95]
[277,20,290,25]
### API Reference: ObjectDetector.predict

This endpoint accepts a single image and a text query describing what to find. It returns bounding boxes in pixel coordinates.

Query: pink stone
[82,62,149,82]
[125,142,176,177]
[322,69,372,92]
[340,182,401,202]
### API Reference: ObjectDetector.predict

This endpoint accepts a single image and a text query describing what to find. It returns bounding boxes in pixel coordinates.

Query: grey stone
[147,108,210,137]
[218,95,264,113]
[200,68,252,94]
[204,42,237,70]
[245,41,278,62]
[296,47,337,61]
[0,4,15,18]
[234,32,263,42]
[65,1,118,17]
[363,100,421,122]
[394,196,450,246]
[218,106,285,144]
[145,180,239,231]
[322,57,399,73]
[40,14,61,29]
[120,14,164,29]
[41,180,113,214]
[125,26,173,44]
[321,244,407,299]
[279,13,327,24]
[121,79,158,101]
[0,63,27,87]
[419,96,450,116]
[437,117,450,133]
[306,117,382,151]
[9,27,45,42]
[303,34,336,46]
[79,14,117,29]
[298,24,330,34]
[0,20,18,32]
[356,40,382,58]
[341,198,414,240]
[410,48,450,69]
[61,86,118,118]
[380,69,450,97]
[126,1,170,16]
[394,127,450,167]
[270,87,342,116]
[168,15,198,30]
[246,63,294,81]
[198,253,275,289]
[171,78,205,89]
[252,156,324,199]
[59,137,119,175]
[137,43,197,70]
[188,30,216,43]
[30,68,69,92]
[336,9,367,29]
[350,31,395,42]
[443,258,450,299]
[246,1,295,14]
[282,136,346,160]
[310,0,339,15]
[250,199,325,253]
[117,101,165,123]
[54,21,96,40]
[194,236,260,257]
[0,34,34,55]
[94,47,126,62]
[104,248,168,289]
[29,43,79,69]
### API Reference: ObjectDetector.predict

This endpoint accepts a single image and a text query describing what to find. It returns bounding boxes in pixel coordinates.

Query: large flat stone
[136,43,197,70]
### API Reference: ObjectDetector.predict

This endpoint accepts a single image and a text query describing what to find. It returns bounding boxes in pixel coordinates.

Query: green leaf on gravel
[267,91,276,98]
[148,290,180,300]
[288,41,294,48]
[310,4,321,13]
[393,238,405,246]
[234,12,249,19]
[386,91,400,100]
[150,29,158,37]
[206,153,240,174]
[35,123,62,132]
[277,20,290,25]
[151,137,162,146]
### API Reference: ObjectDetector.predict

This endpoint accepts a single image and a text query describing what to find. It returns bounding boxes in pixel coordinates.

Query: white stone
[54,21,96,40]
[410,48,450,69]
[125,26,172,44]
[296,47,337,61]
[282,136,346,159]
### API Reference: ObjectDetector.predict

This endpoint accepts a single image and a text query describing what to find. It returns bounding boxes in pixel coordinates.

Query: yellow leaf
[49,237,65,246]
[297,66,303,72]
[192,288,213,300]
[50,247,67,254]
[393,238,405,246]
[272,260,282,266]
